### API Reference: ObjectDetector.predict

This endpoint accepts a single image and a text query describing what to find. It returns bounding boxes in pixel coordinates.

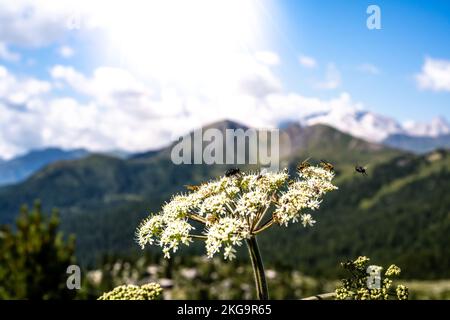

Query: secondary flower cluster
[136,164,337,260]
[98,283,162,300]
[335,256,409,300]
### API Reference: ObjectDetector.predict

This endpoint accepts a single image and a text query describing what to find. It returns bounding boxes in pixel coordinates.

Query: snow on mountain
[402,116,450,137]
[296,105,450,143]
[301,108,405,142]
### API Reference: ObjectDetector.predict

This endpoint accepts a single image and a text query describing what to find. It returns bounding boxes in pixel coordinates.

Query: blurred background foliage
[1,203,449,300]
[0,202,76,299]
[1,134,450,299]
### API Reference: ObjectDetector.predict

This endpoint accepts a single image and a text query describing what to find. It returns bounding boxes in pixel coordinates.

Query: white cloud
[0,102,44,158]
[298,55,317,68]
[0,42,20,62]
[255,51,280,66]
[0,1,369,159]
[46,61,282,152]
[358,63,380,75]
[0,63,167,158]
[266,92,356,124]
[51,65,152,103]
[0,1,74,47]
[316,63,341,90]
[0,0,111,47]
[0,67,52,158]
[0,65,51,106]
[236,60,282,99]
[416,57,450,92]
[59,45,74,58]
[51,65,86,92]
[0,59,366,159]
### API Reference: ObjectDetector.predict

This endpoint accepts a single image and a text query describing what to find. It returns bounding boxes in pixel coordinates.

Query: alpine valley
[0,118,449,280]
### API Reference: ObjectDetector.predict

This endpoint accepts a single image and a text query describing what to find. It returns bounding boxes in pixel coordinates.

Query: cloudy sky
[0,0,449,159]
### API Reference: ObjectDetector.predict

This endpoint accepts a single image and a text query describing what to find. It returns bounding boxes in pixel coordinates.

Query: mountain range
[383,133,450,154]
[1,106,449,188]
[0,120,449,280]
[301,108,450,153]
[0,148,134,187]
[0,148,88,186]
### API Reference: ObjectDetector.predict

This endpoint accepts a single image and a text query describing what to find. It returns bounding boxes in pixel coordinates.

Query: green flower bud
[98,283,162,300]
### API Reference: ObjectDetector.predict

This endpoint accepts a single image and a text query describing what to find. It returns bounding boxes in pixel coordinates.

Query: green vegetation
[0,123,401,266]
[259,149,450,279]
[0,202,76,299]
[334,256,408,300]
[403,279,450,299]
[0,122,448,288]
[83,254,416,300]
[98,283,162,300]
[82,255,335,300]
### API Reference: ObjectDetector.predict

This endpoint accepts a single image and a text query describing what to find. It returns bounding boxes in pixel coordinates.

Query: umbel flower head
[335,256,409,300]
[98,283,162,300]
[136,164,337,260]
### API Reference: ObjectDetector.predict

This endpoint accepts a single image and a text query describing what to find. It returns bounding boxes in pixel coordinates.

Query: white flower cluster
[205,217,250,260]
[136,165,337,260]
[137,214,194,258]
[199,193,230,217]
[235,190,270,219]
[274,166,337,226]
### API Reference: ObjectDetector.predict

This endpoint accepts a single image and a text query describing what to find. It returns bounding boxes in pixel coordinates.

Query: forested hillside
[2,121,448,279]
[259,149,450,279]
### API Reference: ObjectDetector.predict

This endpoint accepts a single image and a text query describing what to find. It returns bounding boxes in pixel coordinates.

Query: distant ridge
[299,108,450,150]
[383,133,450,153]
[0,147,89,186]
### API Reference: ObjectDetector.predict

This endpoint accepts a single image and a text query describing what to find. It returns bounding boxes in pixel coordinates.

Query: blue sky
[0,0,449,158]
[272,0,450,120]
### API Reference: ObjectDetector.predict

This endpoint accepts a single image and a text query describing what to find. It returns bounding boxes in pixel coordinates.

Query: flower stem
[190,234,207,240]
[188,213,207,224]
[246,236,269,300]
[253,218,274,234]
[302,292,336,300]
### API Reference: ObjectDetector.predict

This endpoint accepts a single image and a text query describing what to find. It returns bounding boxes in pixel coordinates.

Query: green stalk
[246,236,269,300]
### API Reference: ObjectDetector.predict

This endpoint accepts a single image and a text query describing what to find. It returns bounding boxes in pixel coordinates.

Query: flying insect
[355,165,368,175]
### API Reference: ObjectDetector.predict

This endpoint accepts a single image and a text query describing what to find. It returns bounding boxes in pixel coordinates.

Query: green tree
[0,202,76,299]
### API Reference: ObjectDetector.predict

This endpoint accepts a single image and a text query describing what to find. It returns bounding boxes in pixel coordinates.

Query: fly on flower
[296,157,311,173]
[225,167,241,178]
[256,168,268,180]
[320,160,334,172]
[184,184,200,191]
[206,213,218,224]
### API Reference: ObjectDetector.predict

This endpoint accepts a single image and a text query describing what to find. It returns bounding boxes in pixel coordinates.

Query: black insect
[320,160,334,172]
[355,165,368,175]
[225,167,241,177]
[296,157,311,173]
